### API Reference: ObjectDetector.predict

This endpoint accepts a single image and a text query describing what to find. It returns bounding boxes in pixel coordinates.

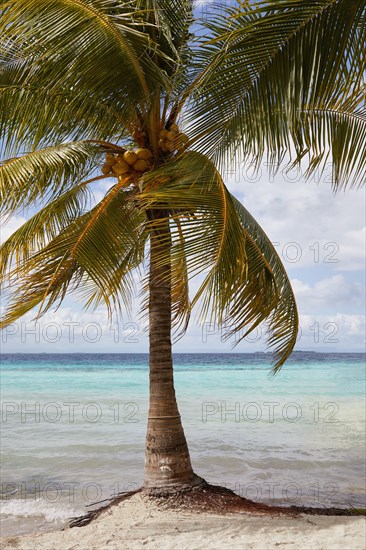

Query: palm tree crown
[1,0,365,490]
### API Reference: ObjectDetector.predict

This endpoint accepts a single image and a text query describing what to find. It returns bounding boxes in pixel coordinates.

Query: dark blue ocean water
[1,352,365,536]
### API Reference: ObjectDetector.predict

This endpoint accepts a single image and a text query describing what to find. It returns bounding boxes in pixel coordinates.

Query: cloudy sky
[1,159,365,354]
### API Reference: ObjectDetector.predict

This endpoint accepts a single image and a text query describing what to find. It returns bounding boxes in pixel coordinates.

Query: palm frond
[0,184,147,327]
[0,77,131,155]
[0,0,165,101]
[138,151,297,370]
[0,184,91,281]
[0,254,80,327]
[0,2,172,157]
[170,217,191,340]
[298,106,366,189]
[0,141,101,215]
[136,0,193,58]
[184,0,366,187]
[151,0,195,99]
[230,194,299,373]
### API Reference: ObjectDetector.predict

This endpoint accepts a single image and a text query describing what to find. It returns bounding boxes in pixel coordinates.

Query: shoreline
[2,492,365,550]
[1,491,365,540]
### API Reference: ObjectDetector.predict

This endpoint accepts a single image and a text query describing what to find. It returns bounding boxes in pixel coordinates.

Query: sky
[1,159,365,355]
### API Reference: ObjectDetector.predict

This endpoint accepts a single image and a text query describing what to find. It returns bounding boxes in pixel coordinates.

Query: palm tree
[1,1,365,495]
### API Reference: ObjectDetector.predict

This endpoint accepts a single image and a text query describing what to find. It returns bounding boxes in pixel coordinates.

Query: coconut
[133,159,149,172]
[169,123,179,133]
[136,148,153,160]
[123,151,138,165]
[113,161,130,175]
[105,153,116,165]
[158,139,169,153]
[101,164,112,175]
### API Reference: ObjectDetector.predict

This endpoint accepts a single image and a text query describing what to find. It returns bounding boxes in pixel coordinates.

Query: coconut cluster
[158,123,189,154]
[100,124,189,180]
[101,148,153,178]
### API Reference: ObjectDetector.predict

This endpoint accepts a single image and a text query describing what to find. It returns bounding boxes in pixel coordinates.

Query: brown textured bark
[144,210,202,492]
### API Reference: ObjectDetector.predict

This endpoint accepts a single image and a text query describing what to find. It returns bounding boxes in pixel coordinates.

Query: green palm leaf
[139,151,298,370]
[1,0,161,99]
[0,79,130,155]
[230,194,299,373]
[0,0,174,156]
[170,217,191,340]
[0,184,91,280]
[184,0,366,187]
[1,184,147,327]
[0,141,101,215]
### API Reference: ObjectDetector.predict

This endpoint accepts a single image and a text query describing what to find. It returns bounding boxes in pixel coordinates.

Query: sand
[1,493,365,550]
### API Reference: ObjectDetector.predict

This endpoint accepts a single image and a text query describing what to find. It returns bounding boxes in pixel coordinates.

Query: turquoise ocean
[1,352,365,536]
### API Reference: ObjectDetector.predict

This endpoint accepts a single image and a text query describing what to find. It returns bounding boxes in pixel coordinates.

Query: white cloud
[338,226,366,271]
[292,275,364,312]
[0,304,149,353]
[1,299,364,353]
[226,164,366,271]
[297,313,365,351]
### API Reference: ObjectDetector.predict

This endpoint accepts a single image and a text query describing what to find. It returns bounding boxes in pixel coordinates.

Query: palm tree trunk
[144,210,202,492]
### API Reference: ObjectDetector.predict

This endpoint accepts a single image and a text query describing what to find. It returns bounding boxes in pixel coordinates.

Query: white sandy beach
[1,493,365,550]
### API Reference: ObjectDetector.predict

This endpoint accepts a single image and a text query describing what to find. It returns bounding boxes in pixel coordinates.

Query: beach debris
[68,489,142,529]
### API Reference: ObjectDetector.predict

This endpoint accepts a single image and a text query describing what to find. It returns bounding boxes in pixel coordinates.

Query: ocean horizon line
[1,350,365,356]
